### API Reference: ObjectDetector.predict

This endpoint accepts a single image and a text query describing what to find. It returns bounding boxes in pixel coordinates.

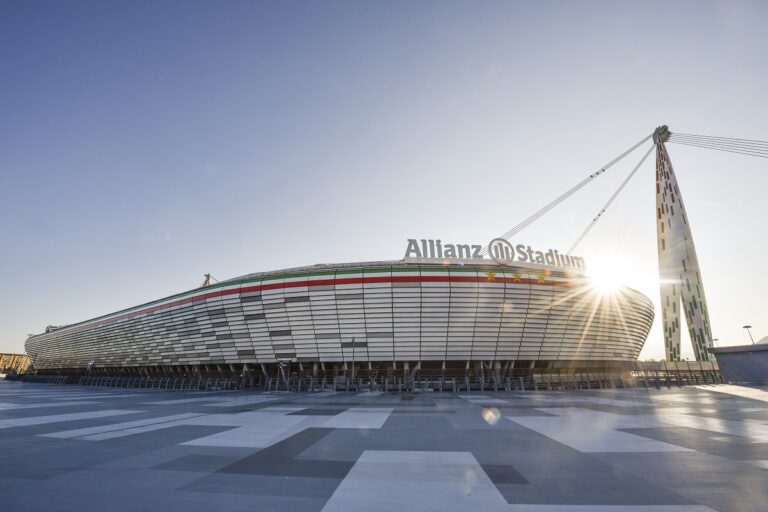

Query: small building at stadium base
[709,339,768,385]
[25,256,654,384]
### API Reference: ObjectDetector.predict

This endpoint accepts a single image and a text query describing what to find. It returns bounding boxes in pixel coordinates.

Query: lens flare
[481,407,501,425]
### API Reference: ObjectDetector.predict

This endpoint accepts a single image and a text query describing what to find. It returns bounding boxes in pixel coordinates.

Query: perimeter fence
[14,360,721,393]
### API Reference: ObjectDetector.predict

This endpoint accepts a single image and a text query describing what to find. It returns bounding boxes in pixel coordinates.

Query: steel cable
[669,135,768,154]
[668,138,768,159]
[669,140,768,157]
[566,144,654,255]
[479,133,653,255]
[671,132,768,149]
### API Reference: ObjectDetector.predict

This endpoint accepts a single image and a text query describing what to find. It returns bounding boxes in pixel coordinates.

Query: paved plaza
[1,382,767,511]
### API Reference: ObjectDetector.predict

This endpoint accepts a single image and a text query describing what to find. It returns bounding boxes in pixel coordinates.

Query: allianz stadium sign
[404,238,586,270]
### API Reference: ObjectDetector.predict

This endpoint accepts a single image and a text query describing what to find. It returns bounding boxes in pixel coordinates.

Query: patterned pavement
[0,381,766,511]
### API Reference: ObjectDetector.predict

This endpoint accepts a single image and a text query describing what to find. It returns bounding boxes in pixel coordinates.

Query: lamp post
[713,338,719,347]
[742,325,755,344]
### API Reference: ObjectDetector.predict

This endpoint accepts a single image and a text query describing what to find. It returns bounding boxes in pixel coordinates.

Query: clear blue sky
[1,0,766,358]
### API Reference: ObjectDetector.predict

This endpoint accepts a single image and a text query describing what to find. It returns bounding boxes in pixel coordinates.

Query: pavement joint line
[51,412,216,440]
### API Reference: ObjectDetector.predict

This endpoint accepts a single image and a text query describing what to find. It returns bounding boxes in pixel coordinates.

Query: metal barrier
[271,367,723,393]
[37,361,722,394]
[20,375,68,384]
[77,375,239,391]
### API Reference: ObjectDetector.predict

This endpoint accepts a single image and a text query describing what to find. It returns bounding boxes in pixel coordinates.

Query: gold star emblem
[513,273,521,282]
[486,271,496,281]
[537,274,546,283]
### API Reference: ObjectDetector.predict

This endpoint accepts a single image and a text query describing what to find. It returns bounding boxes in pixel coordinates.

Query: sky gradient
[1,0,766,359]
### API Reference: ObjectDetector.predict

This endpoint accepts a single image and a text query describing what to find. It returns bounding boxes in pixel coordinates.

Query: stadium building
[22,127,741,389]
[25,252,654,388]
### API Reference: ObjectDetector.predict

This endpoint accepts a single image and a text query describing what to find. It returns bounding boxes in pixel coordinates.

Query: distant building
[709,337,768,384]
[0,353,31,373]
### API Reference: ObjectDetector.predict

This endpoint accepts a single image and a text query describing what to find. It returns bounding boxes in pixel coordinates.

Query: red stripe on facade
[41,275,581,336]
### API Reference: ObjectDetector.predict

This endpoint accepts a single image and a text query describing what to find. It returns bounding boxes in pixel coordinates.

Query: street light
[713,338,719,347]
[742,325,755,344]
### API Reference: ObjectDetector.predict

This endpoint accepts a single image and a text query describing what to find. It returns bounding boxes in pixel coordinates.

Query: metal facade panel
[25,262,653,369]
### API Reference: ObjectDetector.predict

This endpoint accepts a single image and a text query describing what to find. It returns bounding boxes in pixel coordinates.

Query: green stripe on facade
[30,262,584,338]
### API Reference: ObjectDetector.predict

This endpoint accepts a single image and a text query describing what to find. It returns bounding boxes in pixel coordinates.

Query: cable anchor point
[653,125,670,144]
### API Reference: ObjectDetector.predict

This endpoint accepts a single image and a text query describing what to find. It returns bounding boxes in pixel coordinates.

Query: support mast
[654,125,714,361]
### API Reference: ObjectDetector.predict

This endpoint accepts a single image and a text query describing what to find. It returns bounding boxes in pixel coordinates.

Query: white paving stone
[504,506,717,511]
[694,384,768,404]
[507,408,692,452]
[322,407,393,428]
[659,407,768,442]
[322,450,715,512]
[51,394,144,399]
[0,401,100,410]
[31,404,392,447]
[143,397,227,405]
[202,395,282,407]
[181,410,310,448]
[322,450,503,511]
[457,394,511,405]
[527,395,649,407]
[0,410,141,428]
[41,413,204,439]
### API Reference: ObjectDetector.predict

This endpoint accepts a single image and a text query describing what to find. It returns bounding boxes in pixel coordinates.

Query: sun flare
[588,258,625,294]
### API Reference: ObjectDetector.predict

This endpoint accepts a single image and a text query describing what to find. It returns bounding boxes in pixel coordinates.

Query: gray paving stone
[1,381,767,511]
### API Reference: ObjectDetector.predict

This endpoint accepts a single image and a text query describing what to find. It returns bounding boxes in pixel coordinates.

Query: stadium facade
[25,257,654,383]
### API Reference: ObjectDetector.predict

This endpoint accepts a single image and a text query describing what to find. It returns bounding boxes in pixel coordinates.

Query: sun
[587,258,625,294]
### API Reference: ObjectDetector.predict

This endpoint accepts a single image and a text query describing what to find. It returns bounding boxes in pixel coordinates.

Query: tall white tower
[654,126,714,361]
